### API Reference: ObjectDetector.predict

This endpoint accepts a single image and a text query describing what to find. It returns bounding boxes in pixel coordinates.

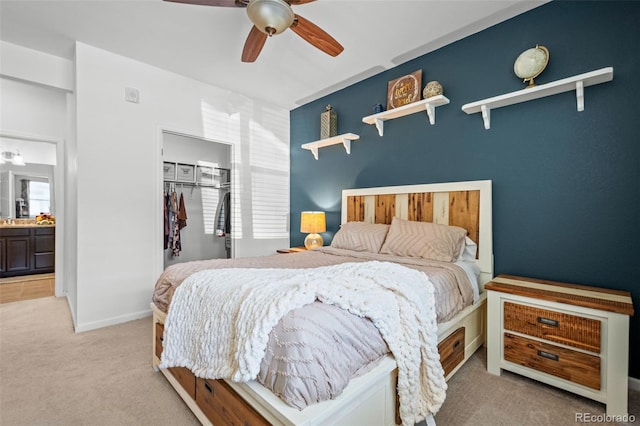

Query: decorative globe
[423,81,443,99]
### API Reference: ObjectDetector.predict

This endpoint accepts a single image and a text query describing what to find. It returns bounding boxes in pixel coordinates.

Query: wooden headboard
[341,180,493,286]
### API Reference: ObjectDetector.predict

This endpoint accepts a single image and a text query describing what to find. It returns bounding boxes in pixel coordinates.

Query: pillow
[379,217,467,262]
[330,222,390,253]
[457,236,478,262]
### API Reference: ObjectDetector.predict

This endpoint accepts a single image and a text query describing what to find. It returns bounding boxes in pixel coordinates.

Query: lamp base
[304,233,323,250]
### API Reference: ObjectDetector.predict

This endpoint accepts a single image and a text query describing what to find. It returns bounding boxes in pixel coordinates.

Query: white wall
[0,78,68,138]
[64,89,78,326]
[0,41,73,92]
[73,42,289,331]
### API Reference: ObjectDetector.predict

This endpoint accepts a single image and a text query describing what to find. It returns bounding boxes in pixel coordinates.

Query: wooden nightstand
[486,275,634,416]
[276,247,308,254]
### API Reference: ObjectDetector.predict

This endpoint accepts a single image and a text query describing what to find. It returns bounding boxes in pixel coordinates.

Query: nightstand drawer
[504,302,600,353]
[504,333,600,390]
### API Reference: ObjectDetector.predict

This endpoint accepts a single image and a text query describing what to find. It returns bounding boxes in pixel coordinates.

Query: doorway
[161,131,232,269]
[0,131,64,303]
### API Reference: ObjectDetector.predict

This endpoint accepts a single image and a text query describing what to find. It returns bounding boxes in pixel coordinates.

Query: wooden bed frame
[151,180,493,425]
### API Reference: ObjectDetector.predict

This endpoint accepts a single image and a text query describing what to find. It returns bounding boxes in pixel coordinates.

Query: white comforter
[160,261,447,425]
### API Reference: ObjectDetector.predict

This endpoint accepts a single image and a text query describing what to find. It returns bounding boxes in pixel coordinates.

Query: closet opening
[162,132,232,269]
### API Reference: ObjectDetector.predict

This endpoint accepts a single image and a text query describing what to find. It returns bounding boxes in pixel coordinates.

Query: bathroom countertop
[0,220,55,228]
[0,224,56,228]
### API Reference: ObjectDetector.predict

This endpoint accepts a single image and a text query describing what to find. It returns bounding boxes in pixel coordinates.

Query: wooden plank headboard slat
[408,193,433,222]
[449,190,480,247]
[375,195,395,224]
[395,194,409,220]
[432,193,450,225]
[346,195,365,222]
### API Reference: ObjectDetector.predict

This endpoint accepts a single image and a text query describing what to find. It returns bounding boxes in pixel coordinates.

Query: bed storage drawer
[170,367,196,400]
[196,378,270,426]
[504,333,600,390]
[155,322,197,399]
[154,322,164,359]
[504,302,600,352]
[438,327,465,376]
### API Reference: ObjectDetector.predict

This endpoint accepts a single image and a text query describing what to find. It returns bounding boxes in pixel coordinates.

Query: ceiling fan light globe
[247,0,294,35]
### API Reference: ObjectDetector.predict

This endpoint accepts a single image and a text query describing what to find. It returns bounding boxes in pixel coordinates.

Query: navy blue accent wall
[290,2,640,377]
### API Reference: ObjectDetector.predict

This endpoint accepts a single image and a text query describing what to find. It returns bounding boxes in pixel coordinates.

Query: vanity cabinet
[33,227,55,272]
[0,226,55,278]
[1,228,31,276]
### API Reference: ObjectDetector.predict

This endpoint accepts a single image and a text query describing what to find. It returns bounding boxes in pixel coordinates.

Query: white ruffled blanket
[160,261,447,425]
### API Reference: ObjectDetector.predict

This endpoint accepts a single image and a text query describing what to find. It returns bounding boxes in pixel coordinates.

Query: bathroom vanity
[0,223,55,278]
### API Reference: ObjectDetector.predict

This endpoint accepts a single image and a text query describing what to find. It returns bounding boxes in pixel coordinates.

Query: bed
[151,179,493,426]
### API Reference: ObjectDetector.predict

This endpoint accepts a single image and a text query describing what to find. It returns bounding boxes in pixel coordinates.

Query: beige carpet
[0,296,199,426]
[0,296,637,426]
[434,344,639,426]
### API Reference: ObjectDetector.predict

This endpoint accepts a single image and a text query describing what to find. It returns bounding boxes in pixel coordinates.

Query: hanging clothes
[177,192,188,230]
[164,190,170,249]
[215,191,231,237]
[170,191,182,257]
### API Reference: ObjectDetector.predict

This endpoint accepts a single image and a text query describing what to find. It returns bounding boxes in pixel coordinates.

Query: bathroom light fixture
[1,150,26,166]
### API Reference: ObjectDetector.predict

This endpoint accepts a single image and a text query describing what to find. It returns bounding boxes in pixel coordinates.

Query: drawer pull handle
[537,317,559,327]
[537,350,559,361]
[453,340,461,349]
[204,381,214,395]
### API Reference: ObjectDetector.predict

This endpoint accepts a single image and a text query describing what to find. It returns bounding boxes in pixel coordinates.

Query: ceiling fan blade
[242,25,268,62]
[290,14,344,57]
[286,0,317,4]
[163,0,246,7]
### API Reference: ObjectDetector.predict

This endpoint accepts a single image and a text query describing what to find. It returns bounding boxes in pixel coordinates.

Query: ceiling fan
[164,0,344,62]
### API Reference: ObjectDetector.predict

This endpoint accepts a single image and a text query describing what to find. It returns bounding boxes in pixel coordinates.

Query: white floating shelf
[461,67,613,130]
[301,133,360,160]
[362,95,450,136]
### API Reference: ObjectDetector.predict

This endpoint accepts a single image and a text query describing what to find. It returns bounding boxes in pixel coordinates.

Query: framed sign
[196,165,215,185]
[176,163,195,182]
[387,70,422,110]
[163,162,176,180]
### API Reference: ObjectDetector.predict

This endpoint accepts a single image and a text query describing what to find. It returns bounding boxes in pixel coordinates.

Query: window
[28,180,50,216]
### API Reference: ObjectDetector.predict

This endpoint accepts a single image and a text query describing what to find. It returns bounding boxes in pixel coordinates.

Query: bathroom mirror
[0,139,56,219]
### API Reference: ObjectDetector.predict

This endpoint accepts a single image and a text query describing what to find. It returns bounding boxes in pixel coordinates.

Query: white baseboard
[629,377,640,392]
[74,308,152,332]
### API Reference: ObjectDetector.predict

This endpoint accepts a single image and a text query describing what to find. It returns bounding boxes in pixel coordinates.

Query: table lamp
[300,211,326,250]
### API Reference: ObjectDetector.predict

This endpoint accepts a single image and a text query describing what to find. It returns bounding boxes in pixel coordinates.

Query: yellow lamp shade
[301,211,325,250]
[300,211,326,233]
